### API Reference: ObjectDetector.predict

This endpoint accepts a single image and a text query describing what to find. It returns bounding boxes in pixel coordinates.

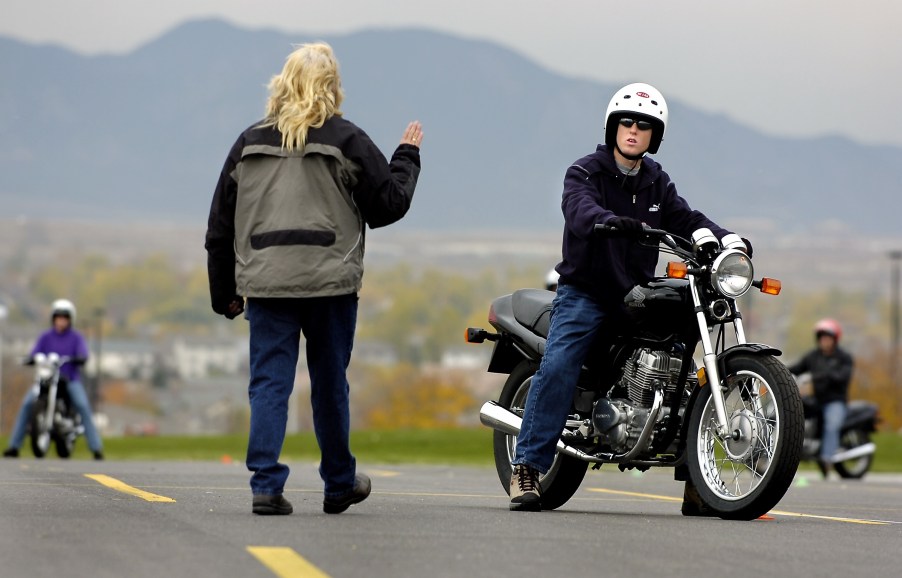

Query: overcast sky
[4,0,901,147]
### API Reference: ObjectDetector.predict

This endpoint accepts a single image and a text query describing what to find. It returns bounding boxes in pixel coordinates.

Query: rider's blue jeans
[245,296,358,498]
[821,400,847,460]
[8,379,103,453]
[513,283,615,474]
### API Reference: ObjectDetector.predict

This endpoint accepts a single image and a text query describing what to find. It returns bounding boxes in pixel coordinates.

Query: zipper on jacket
[343,232,362,263]
[233,240,247,266]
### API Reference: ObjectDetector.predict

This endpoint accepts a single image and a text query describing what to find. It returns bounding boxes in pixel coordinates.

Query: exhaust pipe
[479,401,595,461]
[829,442,876,463]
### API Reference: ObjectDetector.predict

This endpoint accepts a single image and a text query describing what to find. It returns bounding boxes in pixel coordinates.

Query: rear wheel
[492,361,588,511]
[833,429,873,479]
[687,354,804,520]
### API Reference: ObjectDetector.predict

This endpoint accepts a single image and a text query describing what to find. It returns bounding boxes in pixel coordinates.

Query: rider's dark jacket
[555,145,732,305]
[788,347,854,405]
[205,116,420,315]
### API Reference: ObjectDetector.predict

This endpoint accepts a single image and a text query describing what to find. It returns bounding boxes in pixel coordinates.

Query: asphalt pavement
[1,459,900,578]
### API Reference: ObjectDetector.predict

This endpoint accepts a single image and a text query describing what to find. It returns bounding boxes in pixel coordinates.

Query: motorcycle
[25,352,86,458]
[467,226,805,520]
[800,395,879,479]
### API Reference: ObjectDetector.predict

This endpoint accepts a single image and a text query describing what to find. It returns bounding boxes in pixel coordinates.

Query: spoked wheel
[833,429,873,479]
[29,400,51,458]
[687,354,804,520]
[492,361,588,511]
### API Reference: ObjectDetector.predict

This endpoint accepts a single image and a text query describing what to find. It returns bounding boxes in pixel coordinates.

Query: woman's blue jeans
[512,283,615,474]
[9,379,103,453]
[245,295,358,498]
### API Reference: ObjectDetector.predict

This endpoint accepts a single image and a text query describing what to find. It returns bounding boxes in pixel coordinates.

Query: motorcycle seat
[512,289,555,338]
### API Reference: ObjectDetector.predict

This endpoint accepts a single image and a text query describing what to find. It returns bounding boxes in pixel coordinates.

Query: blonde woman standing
[205,43,423,516]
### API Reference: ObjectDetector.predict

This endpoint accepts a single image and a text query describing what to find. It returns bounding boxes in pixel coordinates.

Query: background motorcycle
[25,353,86,458]
[468,226,805,520]
[800,395,879,478]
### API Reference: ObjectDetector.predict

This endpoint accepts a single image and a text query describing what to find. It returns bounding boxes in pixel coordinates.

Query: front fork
[690,276,746,437]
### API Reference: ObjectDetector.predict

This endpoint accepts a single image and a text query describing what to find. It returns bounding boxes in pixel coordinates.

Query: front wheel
[492,361,588,511]
[687,354,804,520]
[29,400,51,459]
[54,432,75,458]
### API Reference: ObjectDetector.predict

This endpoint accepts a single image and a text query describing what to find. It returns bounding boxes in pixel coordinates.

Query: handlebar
[23,355,86,367]
[593,224,681,251]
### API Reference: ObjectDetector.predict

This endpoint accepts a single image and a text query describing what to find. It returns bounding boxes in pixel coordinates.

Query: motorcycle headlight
[710,249,754,298]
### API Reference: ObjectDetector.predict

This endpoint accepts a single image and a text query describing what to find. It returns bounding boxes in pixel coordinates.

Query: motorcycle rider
[3,299,104,460]
[788,319,854,478]
[509,82,751,512]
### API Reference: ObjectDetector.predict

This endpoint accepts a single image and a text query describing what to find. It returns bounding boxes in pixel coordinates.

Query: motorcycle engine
[621,348,692,407]
[590,348,697,453]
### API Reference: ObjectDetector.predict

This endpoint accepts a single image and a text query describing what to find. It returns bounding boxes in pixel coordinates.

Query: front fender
[716,343,782,364]
[715,343,784,390]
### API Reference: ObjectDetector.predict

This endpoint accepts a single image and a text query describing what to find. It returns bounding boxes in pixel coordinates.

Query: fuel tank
[623,278,694,335]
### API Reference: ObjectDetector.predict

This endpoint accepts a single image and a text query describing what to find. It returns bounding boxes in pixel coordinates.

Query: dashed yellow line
[84,474,176,503]
[247,546,330,578]
[586,487,891,525]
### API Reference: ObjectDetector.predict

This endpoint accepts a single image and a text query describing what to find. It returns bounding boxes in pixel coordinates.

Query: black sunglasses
[618,118,653,131]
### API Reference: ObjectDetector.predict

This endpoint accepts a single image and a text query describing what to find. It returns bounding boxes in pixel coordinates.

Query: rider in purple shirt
[3,299,104,459]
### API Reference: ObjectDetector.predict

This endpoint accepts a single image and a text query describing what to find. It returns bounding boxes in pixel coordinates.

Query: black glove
[607,216,644,233]
[741,237,753,258]
[214,294,245,320]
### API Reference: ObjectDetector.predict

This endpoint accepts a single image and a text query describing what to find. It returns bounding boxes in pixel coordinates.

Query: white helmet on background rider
[604,82,669,156]
[51,299,77,325]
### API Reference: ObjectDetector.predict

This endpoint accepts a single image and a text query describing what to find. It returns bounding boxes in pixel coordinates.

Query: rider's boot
[510,465,542,511]
[681,480,717,517]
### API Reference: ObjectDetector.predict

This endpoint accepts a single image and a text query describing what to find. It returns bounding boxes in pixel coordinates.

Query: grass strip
[2,430,899,472]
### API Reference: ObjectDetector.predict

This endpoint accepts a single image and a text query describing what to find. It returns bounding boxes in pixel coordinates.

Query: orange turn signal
[666,262,688,279]
[759,278,782,295]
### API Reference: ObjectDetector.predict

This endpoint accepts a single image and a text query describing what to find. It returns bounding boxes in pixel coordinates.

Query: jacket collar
[594,144,661,182]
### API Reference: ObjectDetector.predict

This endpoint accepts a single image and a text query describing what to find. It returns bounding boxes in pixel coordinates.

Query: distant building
[95,339,159,380]
[171,336,248,379]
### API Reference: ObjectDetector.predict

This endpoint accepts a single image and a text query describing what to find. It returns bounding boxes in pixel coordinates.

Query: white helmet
[51,299,77,325]
[604,82,669,155]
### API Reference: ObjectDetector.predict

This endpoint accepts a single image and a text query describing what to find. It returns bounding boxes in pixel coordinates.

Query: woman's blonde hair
[262,42,344,151]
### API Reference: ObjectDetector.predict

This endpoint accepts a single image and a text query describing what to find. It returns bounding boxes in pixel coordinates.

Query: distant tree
[355,363,478,429]
[849,344,901,431]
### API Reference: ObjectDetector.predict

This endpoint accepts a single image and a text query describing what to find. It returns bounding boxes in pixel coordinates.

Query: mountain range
[2,19,900,234]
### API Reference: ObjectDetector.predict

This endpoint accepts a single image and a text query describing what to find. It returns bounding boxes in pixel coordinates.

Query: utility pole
[92,307,105,411]
[891,251,902,427]
[0,304,7,434]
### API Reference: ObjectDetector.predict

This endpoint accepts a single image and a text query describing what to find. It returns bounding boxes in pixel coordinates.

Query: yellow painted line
[768,509,892,525]
[247,547,330,578]
[586,487,891,525]
[587,487,682,503]
[367,469,401,478]
[84,474,176,503]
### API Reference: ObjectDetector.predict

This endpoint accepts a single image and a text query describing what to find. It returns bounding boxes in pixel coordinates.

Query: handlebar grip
[593,223,668,238]
[593,224,626,237]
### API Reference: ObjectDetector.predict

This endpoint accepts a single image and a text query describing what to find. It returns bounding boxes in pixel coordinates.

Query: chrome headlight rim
[710,249,754,298]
